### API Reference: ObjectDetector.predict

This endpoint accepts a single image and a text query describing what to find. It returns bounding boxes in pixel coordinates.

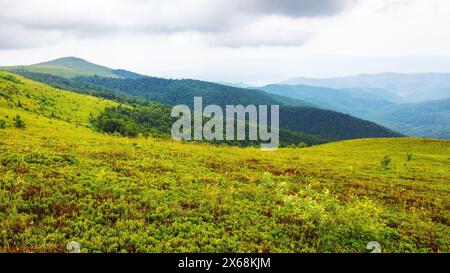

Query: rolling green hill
[1,57,142,79]
[0,68,449,253]
[0,71,119,126]
[0,71,327,146]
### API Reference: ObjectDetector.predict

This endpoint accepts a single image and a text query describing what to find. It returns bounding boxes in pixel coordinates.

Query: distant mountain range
[260,84,396,118]
[0,57,402,142]
[367,98,450,139]
[282,73,450,103]
[253,73,450,139]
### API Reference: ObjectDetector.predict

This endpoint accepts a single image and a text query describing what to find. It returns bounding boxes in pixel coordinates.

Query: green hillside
[0,71,328,146]
[0,71,119,126]
[0,113,448,252]
[1,57,142,79]
[0,71,449,252]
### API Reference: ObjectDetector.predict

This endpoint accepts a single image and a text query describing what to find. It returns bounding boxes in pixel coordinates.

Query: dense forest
[91,105,328,147]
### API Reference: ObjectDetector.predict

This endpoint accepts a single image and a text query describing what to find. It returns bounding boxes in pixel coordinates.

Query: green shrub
[380,155,391,169]
[13,115,26,129]
[0,119,6,129]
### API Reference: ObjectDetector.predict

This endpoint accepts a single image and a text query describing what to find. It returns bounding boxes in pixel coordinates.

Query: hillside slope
[1,71,449,252]
[0,110,448,252]
[1,57,142,79]
[0,71,119,126]
[0,71,330,146]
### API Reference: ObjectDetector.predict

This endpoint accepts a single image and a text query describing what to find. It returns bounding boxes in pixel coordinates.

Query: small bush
[13,115,26,129]
[0,119,6,129]
[380,155,391,169]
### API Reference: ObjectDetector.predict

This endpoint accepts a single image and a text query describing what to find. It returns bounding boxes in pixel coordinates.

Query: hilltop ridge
[1,56,143,79]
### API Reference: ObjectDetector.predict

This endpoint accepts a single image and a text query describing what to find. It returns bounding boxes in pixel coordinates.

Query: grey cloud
[241,0,359,17]
[0,0,360,49]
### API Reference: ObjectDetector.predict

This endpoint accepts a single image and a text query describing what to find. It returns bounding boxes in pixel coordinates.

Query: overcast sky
[1,0,450,85]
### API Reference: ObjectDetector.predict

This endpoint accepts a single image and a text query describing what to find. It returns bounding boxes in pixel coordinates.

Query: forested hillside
[1,57,402,142]
[0,71,326,147]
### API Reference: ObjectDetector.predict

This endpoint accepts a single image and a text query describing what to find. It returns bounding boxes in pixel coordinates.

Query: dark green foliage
[13,115,26,128]
[91,104,174,138]
[0,119,6,129]
[91,105,328,146]
[279,107,402,140]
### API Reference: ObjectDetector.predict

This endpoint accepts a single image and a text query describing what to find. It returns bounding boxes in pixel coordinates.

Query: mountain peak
[31,57,143,79]
[37,56,107,69]
[25,56,122,78]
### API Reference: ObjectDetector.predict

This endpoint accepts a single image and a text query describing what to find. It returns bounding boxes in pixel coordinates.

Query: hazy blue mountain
[366,98,450,139]
[339,87,404,103]
[282,73,450,103]
[216,81,253,88]
[260,84,395,117]
[259,83,450,139]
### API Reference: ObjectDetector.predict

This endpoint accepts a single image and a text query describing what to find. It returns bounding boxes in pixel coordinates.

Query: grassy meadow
[0,71,449,252]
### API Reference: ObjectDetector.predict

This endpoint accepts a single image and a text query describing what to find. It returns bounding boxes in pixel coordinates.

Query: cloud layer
[0,0,358,49]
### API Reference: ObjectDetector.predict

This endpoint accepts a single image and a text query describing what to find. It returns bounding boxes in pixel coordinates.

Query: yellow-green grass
[0,71,119,126]
[0,73,449,253]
